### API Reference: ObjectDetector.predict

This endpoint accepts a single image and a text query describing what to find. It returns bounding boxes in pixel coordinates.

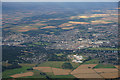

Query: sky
[1,0,120,2]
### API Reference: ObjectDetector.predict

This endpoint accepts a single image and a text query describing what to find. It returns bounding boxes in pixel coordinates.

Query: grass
[55,53,64,56]
[2,66,31,78]
[19,63,36,67]
[38,61,80,69]
[93,64,116,68]
[70,62,81,69]
[2,62,80,78]
[50,75,75,78]
[88,47,119,51]
[83,59,99,64]
[38,61,65,68]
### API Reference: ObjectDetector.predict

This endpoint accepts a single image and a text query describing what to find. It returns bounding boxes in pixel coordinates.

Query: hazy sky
[1,0,120,2]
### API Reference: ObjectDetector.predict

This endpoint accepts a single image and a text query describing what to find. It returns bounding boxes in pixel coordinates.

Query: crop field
[38,61,65,68]
[33,67,52,72]
[10,72,34,78]
[100,72,118,78]
[2,63,119,78]
[114,65,120,69]
[52,68,71,75]
[2,66,31,78]
[93,64,116,68]
[73,73,102,78]
[88,47,119,51]
[70,64,119,78]
[94,68,118,73]
[83,59,99,64]
[50,75,75,78]
[40,26,56,29]
[38,61,80,69]
[19,63,36,67]
[77,64,97,69]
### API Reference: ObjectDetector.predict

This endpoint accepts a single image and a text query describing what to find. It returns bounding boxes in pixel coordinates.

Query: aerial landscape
[2,2,120,79]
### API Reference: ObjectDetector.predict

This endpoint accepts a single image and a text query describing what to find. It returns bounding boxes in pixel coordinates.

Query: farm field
[83,59,99,64]
[10,72,34,78]
[93,64,116,68]
[52,68,71,75]
[88,47,119,51]
[33,67,52,72]
[73,73,102,78]
[2,66,31,78]
[38,61,80,69]
[70,64,119,78]
[2,63,119,79]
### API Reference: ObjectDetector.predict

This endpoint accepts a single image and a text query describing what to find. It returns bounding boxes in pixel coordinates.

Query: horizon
[1,0,120,2]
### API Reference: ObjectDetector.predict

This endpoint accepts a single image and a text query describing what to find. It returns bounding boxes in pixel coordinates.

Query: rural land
[1,2,120,79]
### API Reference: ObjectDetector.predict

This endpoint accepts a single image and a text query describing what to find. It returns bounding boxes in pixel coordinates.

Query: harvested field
[10,72,34,78]
[52,68,71,75]
[68,21,90,24]
[114,65,120,69]
[94,68,118,73]
[73,73,102,78]
[33,67,52,72]
[40,26,56,29]
[100,72,118,78]
[58,23,73,27]
[62,27,74,30]
[71,69,96,75]
[91,20,112,24]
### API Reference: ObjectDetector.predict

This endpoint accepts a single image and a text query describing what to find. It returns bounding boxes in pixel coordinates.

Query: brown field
[91,20,113,24]
[68,21,90,24]
[33,23,46,26]
[40,26,56,29]
[10,72,34,78]
[94,68,118,73]
[62,27,74,30]
[58,23,73,27]
[78,16,89,18]
[114,65,120,69]
[71,69,96,75]
[90,14,110,17]
[33,67,52,72]
[18,29,29,32]
[73,73,102,78]
[18,27,38,32]
[52,68,71,75]
[71,64,97,74]
[100,72,118,78]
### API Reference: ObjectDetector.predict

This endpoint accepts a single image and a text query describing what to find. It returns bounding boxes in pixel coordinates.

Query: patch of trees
[62,62,73,69]
[48,54,68,61]
[2,64,22,72]
[27,68,33,71]
[2,46,25,63]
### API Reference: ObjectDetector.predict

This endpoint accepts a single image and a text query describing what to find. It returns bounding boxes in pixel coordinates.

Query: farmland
[2,2,119,79]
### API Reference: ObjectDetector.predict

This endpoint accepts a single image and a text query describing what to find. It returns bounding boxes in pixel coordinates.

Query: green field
[38,61,80,69]
[55,53,64,56]
[38,61,65,68]
[19,63,36,67]
[83,59,99,64]
[88,47,119,51]
[93,64,116,68]
[50,75,75,78]
[2,66,31,78]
